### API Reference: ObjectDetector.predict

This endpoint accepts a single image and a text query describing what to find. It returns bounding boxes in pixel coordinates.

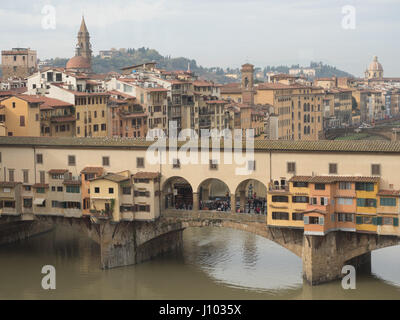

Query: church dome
[66,56,91,70]
[368,56,383,72]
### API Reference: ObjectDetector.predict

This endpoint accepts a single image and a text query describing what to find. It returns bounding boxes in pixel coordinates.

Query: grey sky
[1,0,399,77]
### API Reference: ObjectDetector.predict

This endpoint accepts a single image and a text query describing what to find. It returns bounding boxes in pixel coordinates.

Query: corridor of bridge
[234,179,267,215]
[197,178,231,212]
[162,176,194,210]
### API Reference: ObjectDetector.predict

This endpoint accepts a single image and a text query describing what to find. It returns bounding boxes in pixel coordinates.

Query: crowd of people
[200,200,231,211]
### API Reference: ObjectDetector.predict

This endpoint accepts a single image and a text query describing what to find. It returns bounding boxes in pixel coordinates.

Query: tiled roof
[81,167,104,174]
[93,173,129,183]
[108,90,136,99]
[32,183,49,188]
[48,169,68,174]
[133,172,160,179]
[206,100,227,104]
[0,181,21,187]
[63,180,82,186]
[289,176,380,183]
[3,137,400,154]
[302,209,327,215]
[377,190,400,196]
[50,116,75,123]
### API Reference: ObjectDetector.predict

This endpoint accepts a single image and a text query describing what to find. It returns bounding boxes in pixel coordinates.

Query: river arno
[0,225,399,300]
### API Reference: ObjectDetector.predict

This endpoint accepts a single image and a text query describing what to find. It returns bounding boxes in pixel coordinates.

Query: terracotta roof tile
[377,190,400,196]
[48,169,68,174]
[0,181,21,187]
[133,172,160,179]
[289,176,380,183]
[81,167,104,174]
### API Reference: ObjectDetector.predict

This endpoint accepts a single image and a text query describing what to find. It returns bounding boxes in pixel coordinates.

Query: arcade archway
[234,179,267,214]
[197,178,231,212]
[162,177,194,210]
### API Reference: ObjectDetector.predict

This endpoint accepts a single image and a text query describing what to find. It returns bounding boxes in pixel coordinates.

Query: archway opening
[162,177,193,210]
[198,178,231,212]
[234,179,267,214]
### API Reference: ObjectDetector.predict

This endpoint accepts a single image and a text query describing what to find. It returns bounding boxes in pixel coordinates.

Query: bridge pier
[301,231,396,285]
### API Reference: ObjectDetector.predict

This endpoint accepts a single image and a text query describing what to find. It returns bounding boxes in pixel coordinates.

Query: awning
[33,198,45,205]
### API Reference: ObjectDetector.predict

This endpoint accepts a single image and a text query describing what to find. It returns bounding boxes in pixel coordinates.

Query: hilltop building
[1,48,37,79]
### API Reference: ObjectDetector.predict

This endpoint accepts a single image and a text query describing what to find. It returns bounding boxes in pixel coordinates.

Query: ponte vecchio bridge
[0,136,399,285]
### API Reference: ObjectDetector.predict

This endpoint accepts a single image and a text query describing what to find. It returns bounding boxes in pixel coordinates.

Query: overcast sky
[1,0,399,76]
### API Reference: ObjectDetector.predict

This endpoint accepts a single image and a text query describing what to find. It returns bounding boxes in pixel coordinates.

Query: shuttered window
[380,197,396,206]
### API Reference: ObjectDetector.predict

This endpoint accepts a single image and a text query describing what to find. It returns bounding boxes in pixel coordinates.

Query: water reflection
[0,225,399,299]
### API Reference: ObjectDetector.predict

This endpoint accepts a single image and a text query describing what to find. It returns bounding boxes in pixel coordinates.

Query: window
[94,187,100,193]
[51,186,56,192]
[209,159,218,170]
[40,171,45,184]
[307,216,323,225]
[339,182,351,190]
[380,197,396,207]
[371,164,381,176]
[66,185,80,193]
[271,195,288,203]
[329,163,337,174]
[272,212,289,220]
[337,198,353,205]
[337,213,353,222]
[36,188,45,194]
[383,217,393,225]
[293,181,308,188]
[8,169,14,182]
[136,157,145,168]
[52,201,61,208]
[173,158,180,169]
[122,187,131,195]
[36,154,43,164]
[109,188,114,194]
[68,155,76,166]
[102,156,110,166]
[357,198,377,207]
[292,196,309,203]
[101,124,106,131]
[320,197,329,206]
[355,182,374,191]
[248,160,256,171]
[93,124,99,132]
[57,186,63,192]
[315,183,325,190]
[292,213,303,221]
[23,198,32,208]
[287,162,296,174]
[23,170,29,183]
[20,116,25,127]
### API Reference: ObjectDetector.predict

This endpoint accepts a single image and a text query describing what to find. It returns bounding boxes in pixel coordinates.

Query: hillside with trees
[42,48,354,83]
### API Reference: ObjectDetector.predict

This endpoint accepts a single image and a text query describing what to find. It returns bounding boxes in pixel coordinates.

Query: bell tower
[241,63,255,105]
[75,16,92,63]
